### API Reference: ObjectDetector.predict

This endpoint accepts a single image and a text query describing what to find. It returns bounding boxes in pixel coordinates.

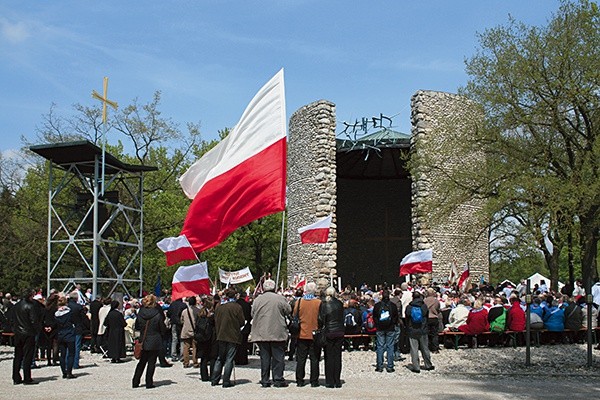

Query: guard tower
[30,141,157,299]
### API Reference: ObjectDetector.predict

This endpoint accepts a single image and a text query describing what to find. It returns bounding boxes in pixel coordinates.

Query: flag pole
[275,210,286,290]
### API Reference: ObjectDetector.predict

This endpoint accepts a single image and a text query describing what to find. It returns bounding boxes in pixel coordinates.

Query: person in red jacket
[458,298,490,335]
[506,297,526,331]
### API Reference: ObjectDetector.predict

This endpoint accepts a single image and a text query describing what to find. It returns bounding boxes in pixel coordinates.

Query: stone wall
[410,90,489,283]
[287,100,337,289]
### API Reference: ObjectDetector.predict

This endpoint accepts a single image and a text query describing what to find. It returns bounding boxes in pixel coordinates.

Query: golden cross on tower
[92,77,118,123]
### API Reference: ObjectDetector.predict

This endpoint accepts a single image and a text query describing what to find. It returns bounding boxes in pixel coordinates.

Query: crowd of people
[1,276,600,388]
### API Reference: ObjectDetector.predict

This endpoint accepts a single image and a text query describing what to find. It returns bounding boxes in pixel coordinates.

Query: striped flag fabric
[180,69,287,253]
[298,215,332,244]
[171,262,211,300]
[399,249,433,276]
[458,263,470,291]
[156,234,197,266]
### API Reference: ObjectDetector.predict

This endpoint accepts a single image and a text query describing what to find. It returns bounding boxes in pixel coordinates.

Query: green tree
[463,0,600,290]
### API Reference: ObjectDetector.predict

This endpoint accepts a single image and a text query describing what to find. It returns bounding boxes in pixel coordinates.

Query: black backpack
[378,301,393,329]
[194,315,213,343]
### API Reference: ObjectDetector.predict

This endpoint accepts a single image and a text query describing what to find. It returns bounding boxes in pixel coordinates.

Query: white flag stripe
[298,215,332,234]
[156,234,192,252]
[400,249,432,265]
[172,262,209,283]
[179,69,286,199]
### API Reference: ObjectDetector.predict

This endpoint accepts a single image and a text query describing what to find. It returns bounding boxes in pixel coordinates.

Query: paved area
[1,345,599,399]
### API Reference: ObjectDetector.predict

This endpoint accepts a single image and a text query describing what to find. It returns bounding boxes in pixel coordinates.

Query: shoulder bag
[134,320,149,360]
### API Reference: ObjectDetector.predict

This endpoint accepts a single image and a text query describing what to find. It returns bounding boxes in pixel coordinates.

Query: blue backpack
[410,306,423,324]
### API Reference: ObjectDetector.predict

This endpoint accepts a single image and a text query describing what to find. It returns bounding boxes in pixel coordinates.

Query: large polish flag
[171,262,211,301]
[399,249,433,276]
[156,234,197,266]
[298,215,332,244]
[179,69,286,252]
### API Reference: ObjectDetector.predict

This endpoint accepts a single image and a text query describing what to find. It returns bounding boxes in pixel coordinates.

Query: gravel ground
[1,344,599,399]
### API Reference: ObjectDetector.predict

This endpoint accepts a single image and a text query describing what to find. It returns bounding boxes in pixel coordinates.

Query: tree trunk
[579,217,599,292]
[543,247,561,293]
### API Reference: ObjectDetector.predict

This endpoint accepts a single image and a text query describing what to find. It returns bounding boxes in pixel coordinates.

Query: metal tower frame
[30,141,157,299]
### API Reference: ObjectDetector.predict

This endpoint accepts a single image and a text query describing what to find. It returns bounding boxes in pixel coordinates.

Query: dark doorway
[336,129,412,289]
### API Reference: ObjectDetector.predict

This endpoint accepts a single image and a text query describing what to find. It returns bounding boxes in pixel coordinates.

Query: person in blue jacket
[543,296,565,344]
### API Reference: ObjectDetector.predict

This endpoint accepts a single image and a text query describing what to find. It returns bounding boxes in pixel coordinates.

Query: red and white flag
[448,261,459,284]
[295,277,306,289]
[156,235,197,266]
[399,249,433,276]
[458,263,470,291]
[171,262,210,301]
[298,215,332,244]
[179,69,287,253]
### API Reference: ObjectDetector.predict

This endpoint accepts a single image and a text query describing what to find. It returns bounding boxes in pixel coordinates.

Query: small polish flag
[295,277,306,289]
[458,263,470,291]
[298,215,332,244]
[171,262,211,301]
[399,249,433,276]
[157,235,197,266]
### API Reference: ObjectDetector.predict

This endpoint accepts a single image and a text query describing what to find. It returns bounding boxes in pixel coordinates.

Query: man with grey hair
[293,282,321,387]
[67,290,86,369]
[250,279,291,387]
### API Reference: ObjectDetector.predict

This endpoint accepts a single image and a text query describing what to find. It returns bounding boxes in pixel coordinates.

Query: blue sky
[1,1,561,156]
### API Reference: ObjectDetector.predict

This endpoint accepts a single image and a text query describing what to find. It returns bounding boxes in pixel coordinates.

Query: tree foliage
[0,93,286,294]
[412,0,600,290]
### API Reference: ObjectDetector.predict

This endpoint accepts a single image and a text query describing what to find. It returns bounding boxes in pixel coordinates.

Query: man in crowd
[167,296,187,361]
[235,287,252,366]
[373,289,398,373]
[250,279,291,388]
[405,291,434,373]
[67,290,86,369]
[11,288,42,385]
[211,288,245,388]
[89,295,103,353]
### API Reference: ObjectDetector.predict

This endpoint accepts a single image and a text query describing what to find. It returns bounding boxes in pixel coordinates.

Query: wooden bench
[1,331,15,346]
[344,334,375,350]
[441,327,600,350]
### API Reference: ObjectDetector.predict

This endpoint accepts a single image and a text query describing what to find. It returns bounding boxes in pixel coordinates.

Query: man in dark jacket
[405,291,434,373]
[235,288,252,365]
[11,288,42,385]
[67,291,86,369]
[373,290,399,372]
[167,297,187,361]
[89,295,103,353]
[211,288,245,388]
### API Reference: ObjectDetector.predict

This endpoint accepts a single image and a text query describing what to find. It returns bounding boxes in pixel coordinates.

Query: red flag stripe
[164,247,197,267]
[171,279,210,301]
[300,227,329,244]
[399,260,433,276]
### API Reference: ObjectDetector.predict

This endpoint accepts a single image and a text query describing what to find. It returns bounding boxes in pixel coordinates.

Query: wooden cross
[92,77,118,123]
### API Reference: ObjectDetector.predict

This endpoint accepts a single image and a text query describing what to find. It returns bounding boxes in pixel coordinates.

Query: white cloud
[0,17,31,43]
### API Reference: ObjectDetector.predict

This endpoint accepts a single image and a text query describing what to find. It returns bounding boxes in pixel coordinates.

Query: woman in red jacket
[458,298,490,335]
[506,297,526,331]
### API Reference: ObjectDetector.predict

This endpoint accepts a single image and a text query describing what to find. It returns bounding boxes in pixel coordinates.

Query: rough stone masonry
[287,91,489,288]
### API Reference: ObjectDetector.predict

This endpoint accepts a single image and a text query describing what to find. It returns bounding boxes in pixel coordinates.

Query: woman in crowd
[42,293,59,366]
[54,294,77,379]
[542,296,565,344]
[132,294,167,389]
[104,299,126,363]
[458,297,489,347]
[196,297,217,382]
[318,286,345,388]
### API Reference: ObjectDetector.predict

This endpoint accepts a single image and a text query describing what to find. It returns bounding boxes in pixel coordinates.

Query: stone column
[411,90,489,283]
[287,100,337,289]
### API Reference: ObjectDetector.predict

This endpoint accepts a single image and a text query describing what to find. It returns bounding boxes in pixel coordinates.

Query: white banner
[218,267,254,284]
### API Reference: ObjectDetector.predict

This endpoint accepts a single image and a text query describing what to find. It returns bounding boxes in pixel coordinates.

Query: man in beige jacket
[180,296,200,368]
[250,279,291,388]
